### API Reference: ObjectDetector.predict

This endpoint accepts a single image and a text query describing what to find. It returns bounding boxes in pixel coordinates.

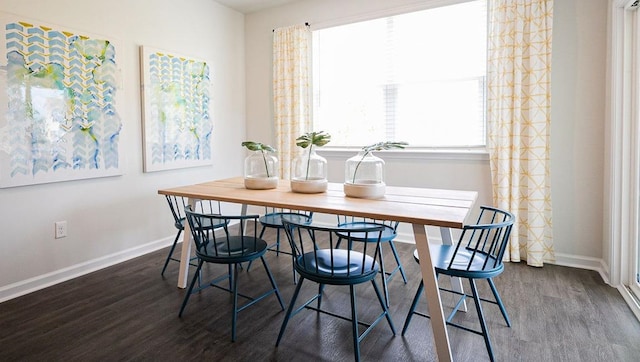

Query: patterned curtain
[273,24,312,180]
[487,0,555,266]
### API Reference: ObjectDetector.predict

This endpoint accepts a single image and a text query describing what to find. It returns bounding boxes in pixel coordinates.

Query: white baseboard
[0,232,615,306]
[553,252,611,284]
[0,236,173,303]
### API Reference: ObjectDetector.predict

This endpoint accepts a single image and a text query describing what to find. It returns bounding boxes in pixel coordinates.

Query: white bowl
[244,176,279,190]
[290,178,328,193]
[343,182,386,199]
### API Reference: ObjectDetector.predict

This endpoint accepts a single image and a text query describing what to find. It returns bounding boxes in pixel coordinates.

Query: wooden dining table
[158,176,477,362]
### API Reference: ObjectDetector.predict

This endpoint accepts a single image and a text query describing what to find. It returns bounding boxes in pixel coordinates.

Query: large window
[312,0,487,148]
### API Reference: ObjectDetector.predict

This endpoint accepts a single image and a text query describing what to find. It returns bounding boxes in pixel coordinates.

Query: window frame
[309,0,489,153]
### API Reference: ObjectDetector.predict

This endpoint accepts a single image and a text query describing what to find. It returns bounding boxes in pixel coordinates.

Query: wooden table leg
[413,224,452,362]
[439,227,467,312]
[177,198,196,289]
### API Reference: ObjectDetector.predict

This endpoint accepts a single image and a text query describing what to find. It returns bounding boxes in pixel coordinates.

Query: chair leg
[317,283,325,310]
[469,278,495,362]
[259,225,281,256]
[178,259,203,317]
[161,229,182,276]
[275,227,298,284]
[388,240,408,283]
[231,263,240,342]
[246,225,270,272]
[253,227,298,284]
[401,280,424,335]
[349,284,361,362]
[276,278,306,346]
[275,229,281,255]
[371,279,397,334]
[377,247,390,307]
[260,256,285,309]
[488,278,511,327]
[291,255,298,284]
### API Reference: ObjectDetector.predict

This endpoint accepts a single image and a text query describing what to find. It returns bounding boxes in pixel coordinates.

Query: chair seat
[336,221,396,242]
[295,249,378,284]
[414,246,504,279]
[259,212,312,228]
[197,236,267,264]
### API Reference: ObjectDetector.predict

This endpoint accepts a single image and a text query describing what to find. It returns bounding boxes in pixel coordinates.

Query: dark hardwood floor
[2,228,640,361]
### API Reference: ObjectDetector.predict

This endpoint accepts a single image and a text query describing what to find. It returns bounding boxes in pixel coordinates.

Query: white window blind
[312,0,487,148]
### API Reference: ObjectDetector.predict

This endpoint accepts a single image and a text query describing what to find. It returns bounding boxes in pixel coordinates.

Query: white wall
[245,0,608,270]
[550,0,607,268]
[0,0,246,300]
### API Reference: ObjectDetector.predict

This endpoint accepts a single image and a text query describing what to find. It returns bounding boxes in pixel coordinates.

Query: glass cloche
[290,131,331,193]
[291,148,328,193]
[343,141,408,198]
[343,151,385,198]
[242,141,279,190]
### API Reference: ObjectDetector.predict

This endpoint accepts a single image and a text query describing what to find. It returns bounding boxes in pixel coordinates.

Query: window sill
[316,147,489,161]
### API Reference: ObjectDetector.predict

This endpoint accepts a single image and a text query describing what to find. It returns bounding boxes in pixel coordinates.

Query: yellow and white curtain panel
[273,24,312,180]
[487,0,555,266]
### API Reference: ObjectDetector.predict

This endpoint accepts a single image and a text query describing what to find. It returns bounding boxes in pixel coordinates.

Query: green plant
[351,141,408,183]
[241,141,277,177]
[296,131,331,180]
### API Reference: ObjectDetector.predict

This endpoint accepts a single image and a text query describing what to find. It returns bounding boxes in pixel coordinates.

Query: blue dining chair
[335,216,407,306]
[276,217,396,362]
[179,206,285,342]
[160,195,225,277]
[257,207,313,283]
[401,206,514,362]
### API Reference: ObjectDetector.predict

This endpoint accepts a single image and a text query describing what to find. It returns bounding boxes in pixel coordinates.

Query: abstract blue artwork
[140,46,212,172]
[0,14,122,188]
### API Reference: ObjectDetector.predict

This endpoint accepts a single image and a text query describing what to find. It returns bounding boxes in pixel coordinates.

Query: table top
[158,177,477,228]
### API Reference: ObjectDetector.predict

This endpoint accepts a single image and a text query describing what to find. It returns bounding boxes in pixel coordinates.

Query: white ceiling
[215,0,299,13]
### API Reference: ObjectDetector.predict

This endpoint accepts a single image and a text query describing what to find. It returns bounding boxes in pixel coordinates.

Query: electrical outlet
[55,221,67,239]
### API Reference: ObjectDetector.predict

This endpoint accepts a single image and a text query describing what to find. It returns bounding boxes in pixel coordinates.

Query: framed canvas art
[140,46,212,172]
[0,13,123,188]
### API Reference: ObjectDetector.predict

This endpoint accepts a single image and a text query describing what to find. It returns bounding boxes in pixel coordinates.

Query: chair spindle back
[185,205,261,260]
[447,206,514,273]
[282,217,385,278]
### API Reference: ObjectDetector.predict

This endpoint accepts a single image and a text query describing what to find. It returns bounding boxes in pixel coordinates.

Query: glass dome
[244,151,279,189]
[291,148,327,182]
[345,151,384,185]
[290,148,328,193]
[343,151,386,198]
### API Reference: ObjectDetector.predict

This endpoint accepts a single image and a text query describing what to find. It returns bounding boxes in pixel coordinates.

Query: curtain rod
[272,22,310,32]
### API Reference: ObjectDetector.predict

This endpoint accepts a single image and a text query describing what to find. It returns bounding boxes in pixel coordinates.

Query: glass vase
[290,148,328,193]
[343,151,386,198]
[244,151,279,189]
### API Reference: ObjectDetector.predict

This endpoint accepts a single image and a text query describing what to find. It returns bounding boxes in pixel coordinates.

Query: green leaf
[241,141,276,153]
[362,141,408,153]
[296,131,331,149]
